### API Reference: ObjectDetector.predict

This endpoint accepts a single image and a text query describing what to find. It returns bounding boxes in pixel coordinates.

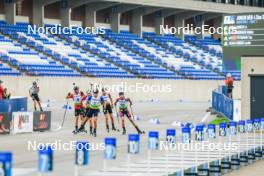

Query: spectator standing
[3,88,11,99]
[225,73,234,99]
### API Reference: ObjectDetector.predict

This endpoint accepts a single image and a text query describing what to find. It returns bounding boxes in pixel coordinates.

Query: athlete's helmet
[32,81,37,85]
[226,73,232,78]
[93,89,99,94]
[73,86,79,91]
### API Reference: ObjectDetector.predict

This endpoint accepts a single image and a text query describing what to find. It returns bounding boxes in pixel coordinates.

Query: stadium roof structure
[40,0,264,13]
[3,0,264,37]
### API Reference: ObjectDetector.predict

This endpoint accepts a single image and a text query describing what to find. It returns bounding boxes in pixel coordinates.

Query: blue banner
[0,152,12,176]
[212,91,233,120]
[104,138,116,160]
[166,129,176,144]
[261,118,264,129]
[148,131,159,151]
[253,119,261,130]
[229,121,237,135]
[75,141,89,166]
[208,124,216,139]
[246,120,253,132]
[219,122,227,136]
[238,120,245,133]
[181,127,191,143]
[128,134,140,154]
[195,125,204,141]
[0,97,27,115]
[38,146,53,173]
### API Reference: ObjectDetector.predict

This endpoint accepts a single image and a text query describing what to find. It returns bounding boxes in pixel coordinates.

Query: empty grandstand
[0,0,260,80]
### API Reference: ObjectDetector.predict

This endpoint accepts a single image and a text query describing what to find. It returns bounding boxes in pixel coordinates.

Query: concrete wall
[241,56,264,119]
[101,0,264,13]
[44,2,60,19]
[1,77,241,103]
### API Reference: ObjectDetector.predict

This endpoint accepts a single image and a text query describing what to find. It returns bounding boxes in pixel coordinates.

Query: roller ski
[72,129,78,135]
[113,127,120,132]
[78,128,88,134]
[135,125,145,134]
[111,124,120,132]
[76,125,87,134]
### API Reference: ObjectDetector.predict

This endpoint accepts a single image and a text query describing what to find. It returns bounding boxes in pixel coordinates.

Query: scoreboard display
[222,13,264,71]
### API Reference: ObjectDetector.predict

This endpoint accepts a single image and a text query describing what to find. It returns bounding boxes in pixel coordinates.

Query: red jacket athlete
[67,86,85,134]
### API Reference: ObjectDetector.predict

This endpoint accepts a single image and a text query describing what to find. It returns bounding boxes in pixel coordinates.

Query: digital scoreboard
[222,13,264,71]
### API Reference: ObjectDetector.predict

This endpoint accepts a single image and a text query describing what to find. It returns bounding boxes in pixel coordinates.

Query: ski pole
[61,100,69,127]
[114,106,120,124]
[130,105,135,120]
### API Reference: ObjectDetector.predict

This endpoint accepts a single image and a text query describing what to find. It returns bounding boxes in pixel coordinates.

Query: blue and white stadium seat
[4,23,136,78]
[0,22,81,77]
[59,29,181,79]
[143,32,224,80]
[0,20,240,80]
[0,61,21,76]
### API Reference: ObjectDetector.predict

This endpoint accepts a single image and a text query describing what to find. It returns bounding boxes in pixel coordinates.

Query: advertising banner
[12,112,33,134]
[212,91,233,120]
[33,111,51,131]
[0,97,27,113]
[0,152,12,176]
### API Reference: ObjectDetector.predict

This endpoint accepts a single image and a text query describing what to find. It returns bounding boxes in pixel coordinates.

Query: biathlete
[79,91,88,133]
[78,89,103,137]
[101,88,117,132]
[66,86,84,134]
[114,92,144,135]
[29,81,43,111]
[81,85,93,135]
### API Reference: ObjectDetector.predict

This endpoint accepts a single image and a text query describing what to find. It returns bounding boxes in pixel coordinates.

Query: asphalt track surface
[1,100,263,176]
